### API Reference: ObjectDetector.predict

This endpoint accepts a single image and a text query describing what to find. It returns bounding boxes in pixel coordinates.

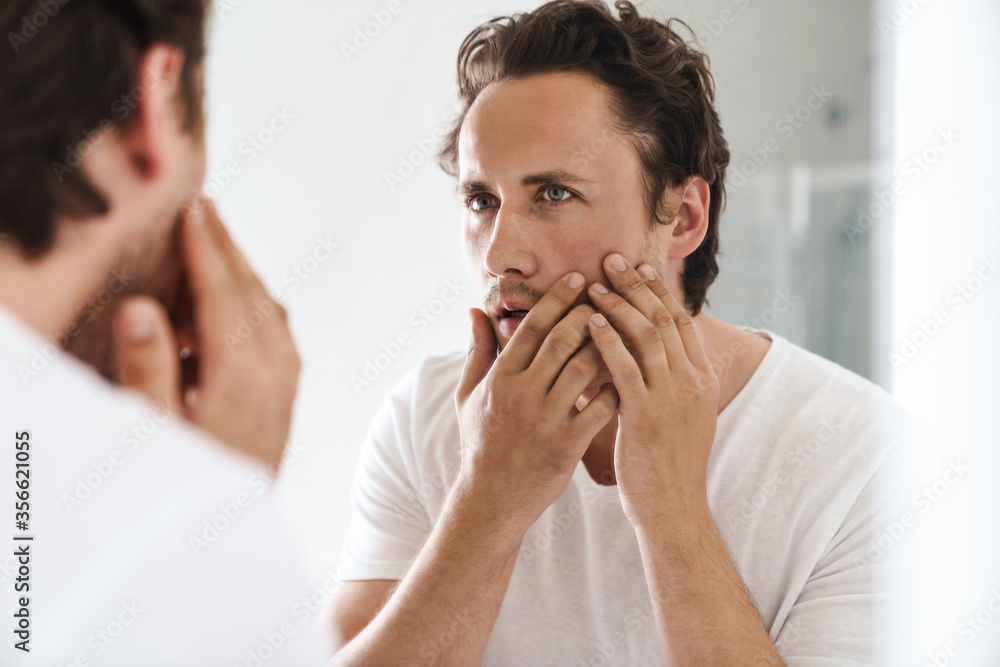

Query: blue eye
[543,185,572,202]
[470,195,495,211]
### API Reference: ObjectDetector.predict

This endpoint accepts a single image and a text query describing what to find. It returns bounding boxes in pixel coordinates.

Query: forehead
[458,71,635,181]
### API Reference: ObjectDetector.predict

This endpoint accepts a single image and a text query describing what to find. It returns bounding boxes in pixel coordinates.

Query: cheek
[462,222,492,296]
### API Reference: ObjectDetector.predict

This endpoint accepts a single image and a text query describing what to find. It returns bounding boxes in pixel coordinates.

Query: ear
[118,45,188,181]
[660,175,711,260]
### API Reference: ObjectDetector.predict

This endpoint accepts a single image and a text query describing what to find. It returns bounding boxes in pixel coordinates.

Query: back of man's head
[0,0,208,259]
[439,0,730,315]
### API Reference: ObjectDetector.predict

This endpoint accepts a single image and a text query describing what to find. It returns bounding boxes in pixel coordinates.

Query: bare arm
[327,580,397,651]
[330,272,618,665]
[330,483,525,666]
[587,254,784,665]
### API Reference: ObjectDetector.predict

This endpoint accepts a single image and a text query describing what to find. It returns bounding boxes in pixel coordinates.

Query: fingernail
[591,282,610,294]
[638,264,657,282]
[591,314,608,327]
[123,301,157,342]
[568,273,585,289]
[609,254,627,272]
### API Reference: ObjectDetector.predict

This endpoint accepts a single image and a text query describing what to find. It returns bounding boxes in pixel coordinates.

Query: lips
[495,299,535,339]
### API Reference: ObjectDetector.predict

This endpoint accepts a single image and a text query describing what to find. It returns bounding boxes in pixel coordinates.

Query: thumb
[455,308,498,404]
[112,296,183,413]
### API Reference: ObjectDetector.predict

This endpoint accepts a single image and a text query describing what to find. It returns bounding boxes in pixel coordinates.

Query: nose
[483,205,538,279]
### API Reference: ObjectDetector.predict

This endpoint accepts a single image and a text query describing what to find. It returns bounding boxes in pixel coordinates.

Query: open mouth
[497,307,531,339]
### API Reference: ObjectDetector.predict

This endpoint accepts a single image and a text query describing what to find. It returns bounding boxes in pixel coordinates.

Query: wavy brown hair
[439,0,730,315]
[0,0,209,258]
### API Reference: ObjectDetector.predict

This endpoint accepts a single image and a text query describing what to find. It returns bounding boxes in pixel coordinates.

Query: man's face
[458,71,669,349]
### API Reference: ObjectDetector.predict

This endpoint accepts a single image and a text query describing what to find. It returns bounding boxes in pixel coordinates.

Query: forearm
[635,506,785,666]
[332,480,526,666]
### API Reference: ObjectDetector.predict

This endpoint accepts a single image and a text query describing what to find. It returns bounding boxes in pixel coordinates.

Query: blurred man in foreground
[0,1,327,663]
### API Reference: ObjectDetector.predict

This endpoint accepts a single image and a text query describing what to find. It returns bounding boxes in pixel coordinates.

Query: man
[0,1,326,664]
[329,1,910,664]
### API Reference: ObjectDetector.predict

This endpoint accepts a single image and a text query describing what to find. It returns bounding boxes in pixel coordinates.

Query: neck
[0,237,115,343]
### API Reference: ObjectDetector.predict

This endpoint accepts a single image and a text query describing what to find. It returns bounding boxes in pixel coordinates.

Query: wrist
[629,496,716,552]
[448,473,537,543]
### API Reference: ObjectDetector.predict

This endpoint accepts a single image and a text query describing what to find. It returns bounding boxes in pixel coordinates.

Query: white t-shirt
[0,306,330,666]
[339,329,913,665]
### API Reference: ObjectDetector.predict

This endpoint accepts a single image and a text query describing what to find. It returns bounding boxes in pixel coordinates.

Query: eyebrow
[458,169,594,197]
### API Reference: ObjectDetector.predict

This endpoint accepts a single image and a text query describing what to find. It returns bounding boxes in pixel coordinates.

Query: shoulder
[770,333,910,437]
[379,350,467,429]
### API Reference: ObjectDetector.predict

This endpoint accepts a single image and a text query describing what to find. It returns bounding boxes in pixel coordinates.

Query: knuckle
[675,313,696,333]
[543,330,578,358]
[620,363,644,384]
[605,296,630,317]
[623,274,646,294]
[518,319,546,342]
[651,308,675,331]
[641,323,663,347]
[563,354,596,383]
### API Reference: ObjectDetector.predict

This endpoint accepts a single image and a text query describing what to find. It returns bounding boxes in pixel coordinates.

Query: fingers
[588,254,685,379]
[634,262,713,374]
[177,199,300,467]
[181,204,245,363]
[587,313,646,403]
[112,296,183,412]
[571,382,619,439]
[546,339,605,406]
[456,308,498,405]
[527,303,598,389]
[201,200,276,313]
[502,272,587,371]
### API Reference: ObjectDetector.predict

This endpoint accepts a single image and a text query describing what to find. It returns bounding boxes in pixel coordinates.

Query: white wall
[881,0,1000,662]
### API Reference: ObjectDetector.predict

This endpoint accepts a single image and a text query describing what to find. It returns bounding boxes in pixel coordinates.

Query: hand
[454,273,619,529]
[586,254,719,526]
[111,201,301,468]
